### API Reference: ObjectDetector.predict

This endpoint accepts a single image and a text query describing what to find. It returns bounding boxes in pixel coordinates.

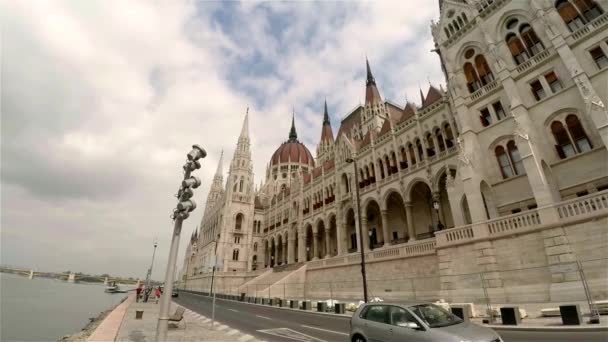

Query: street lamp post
[433,200,444,232]
[155,145,206,342]
[346,156,369,303]
[145,241,158,302]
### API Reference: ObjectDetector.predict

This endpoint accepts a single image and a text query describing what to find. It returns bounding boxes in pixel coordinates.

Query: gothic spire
[214,150,224,180]
[288,109,298,141]
[239,107,249,140]
[366,58,375,86]
[365,59,382,104]
[319,100,334,144]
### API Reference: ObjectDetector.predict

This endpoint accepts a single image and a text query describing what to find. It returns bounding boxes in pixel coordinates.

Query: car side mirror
[398,322,420,329]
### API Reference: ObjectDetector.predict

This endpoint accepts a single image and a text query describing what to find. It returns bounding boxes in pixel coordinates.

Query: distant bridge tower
[67,272,75,283]
[28,270,34,280]
[104,277,109,286]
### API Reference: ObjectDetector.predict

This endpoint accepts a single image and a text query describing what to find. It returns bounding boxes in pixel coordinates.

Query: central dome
[270,114,314,167]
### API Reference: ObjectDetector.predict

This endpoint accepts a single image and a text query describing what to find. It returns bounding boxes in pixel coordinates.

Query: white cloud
[1,0,441,279]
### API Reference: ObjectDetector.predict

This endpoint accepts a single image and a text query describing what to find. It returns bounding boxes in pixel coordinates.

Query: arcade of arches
[260,169,461,269]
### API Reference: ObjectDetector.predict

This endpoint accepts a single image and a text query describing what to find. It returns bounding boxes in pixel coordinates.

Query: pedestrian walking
[155,287,161,304]
[136,285,142,302]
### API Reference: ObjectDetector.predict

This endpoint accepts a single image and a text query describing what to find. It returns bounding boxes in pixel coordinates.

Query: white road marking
[226,329,239,336]
[257,328,327,342]
[229,309,239,313]
[300,325,348,336]
[255,315,272,320]
[216,324,228,331]
[238,334,254,342]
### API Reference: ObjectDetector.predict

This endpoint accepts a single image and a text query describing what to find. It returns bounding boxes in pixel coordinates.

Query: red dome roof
[270,140,314,167]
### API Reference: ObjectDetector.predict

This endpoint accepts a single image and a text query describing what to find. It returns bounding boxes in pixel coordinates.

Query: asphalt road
[175,292,608,342]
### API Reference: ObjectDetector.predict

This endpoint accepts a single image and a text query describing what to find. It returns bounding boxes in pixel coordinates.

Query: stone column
[336,214,345,255]
[405,202,415,241]
[381,210,390,246]
[361,215,370,250]
[298,234,306,262]
[283,241,288,265]
[312,230,319,260]
[288,236,296,264]
[324,229,331,258]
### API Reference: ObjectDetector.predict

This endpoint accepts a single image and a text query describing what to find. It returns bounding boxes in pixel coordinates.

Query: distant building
[180,0,608,304]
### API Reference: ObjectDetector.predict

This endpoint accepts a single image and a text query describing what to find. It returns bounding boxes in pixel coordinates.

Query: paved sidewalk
[116,299,259,341]
[88,293,135,341]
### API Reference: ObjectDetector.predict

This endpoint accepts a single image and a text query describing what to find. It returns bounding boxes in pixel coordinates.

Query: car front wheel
[352,335,366,342]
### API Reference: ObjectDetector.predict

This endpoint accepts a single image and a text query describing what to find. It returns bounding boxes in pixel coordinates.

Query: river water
[0,272,128,341]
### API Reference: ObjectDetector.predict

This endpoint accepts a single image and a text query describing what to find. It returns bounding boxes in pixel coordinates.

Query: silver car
[350,302,502,342]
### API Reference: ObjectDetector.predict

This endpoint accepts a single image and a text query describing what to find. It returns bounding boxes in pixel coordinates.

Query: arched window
[464,62,481,93]
[384,155,392,175]
[253,243,258,252]
[566,115,592,152]
[506,33,529,65]
[507,141,525,175]
[365,165,371,185]
[520,24,544,55]
[408,144,417,165]
[378,159,385,179]
[426,133,436,156]
[462,48,494,93]
[445,28,451,38]
[341,173,350,193]
[551,121,576,158]
[416,139,424,160]
[556,0,586,31]
[370,163,376,182]
[391,151,398,173]
[435,128,446,151]
[444,124,455,148]
[400,147,408,169]
[576,0,603,22]
[232,249,239,261]
[505,19,544,65]
[475,55,494,84]
[496,146,514,179]
[233,182,238,192]
[235,213,243,230]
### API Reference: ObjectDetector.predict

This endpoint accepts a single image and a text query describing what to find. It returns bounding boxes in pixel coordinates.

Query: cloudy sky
[1,1,443,280]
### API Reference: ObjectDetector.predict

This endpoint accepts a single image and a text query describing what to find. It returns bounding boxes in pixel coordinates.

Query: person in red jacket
[155,287,162,304]
[136,285,142,302]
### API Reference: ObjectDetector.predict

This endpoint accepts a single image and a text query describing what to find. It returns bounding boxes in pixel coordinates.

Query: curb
[176,304,260,341]
[183,291,353,320]
[489,325,608,332]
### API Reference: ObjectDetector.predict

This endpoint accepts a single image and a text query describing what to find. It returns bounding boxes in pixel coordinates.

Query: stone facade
[180,0,608,305]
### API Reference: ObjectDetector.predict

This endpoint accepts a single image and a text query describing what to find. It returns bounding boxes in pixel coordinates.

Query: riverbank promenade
[87,293,259,341]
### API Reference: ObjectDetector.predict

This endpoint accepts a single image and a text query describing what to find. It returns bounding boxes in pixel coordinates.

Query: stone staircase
[237,263,306,297]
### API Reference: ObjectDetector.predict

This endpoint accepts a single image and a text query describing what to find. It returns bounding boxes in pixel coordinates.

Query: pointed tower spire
[323,99,330,125]
[364,59,382,104]
[289,109,298,141]
[239,107,250,139]
[366,58,376,86]
[214,150,224,179]
[419,87,425,105]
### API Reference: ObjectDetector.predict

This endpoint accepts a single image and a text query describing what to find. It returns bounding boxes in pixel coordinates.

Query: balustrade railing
[570,12,608,42]
[436,225,474,245]
[487,210,541,235]
[556,190,608,219]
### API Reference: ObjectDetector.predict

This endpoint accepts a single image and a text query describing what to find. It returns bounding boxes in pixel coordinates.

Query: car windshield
[411,304,463,328]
